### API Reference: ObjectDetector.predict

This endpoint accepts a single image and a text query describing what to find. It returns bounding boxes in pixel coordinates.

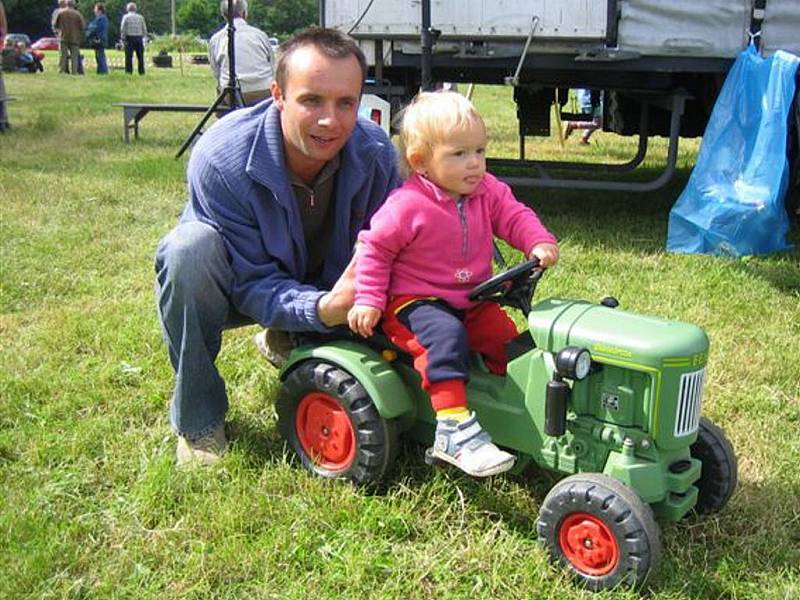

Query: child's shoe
[431,413,515,477]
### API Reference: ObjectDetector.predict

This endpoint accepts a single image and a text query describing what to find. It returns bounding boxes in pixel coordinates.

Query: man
[85,3,109,75]
[209,0,275,107]
[120,2,147,75]
[54,0,84,75]
[51,0,66,37]
[155,27,400,466]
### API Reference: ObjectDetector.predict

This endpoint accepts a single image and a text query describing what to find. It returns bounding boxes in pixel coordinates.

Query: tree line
[5,0,317,44]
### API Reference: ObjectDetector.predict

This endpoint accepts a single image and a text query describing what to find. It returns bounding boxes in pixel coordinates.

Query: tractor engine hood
[528,298,709,369]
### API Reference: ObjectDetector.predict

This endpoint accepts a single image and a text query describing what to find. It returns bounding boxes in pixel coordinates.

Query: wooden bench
[112,102,211,143]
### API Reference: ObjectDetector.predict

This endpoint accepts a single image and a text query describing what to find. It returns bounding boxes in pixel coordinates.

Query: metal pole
[420,0,433,91]
[171,0,176,35]
[227,0,236,100]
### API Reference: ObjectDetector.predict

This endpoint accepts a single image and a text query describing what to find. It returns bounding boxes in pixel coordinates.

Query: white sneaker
[431,413,515,477]
[176,423,227,467]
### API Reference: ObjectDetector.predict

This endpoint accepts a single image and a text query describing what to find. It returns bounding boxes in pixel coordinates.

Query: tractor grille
[674,368,706,437]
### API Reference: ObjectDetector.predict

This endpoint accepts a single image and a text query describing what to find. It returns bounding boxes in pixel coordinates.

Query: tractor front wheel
[537,473,662,590]
[690,416,738,514]
[277,360,397,486]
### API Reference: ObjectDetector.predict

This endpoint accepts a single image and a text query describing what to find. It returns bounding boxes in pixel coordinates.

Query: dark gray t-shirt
[289,154,340,281]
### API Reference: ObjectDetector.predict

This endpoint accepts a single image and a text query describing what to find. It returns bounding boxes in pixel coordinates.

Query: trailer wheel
[277,360,397,485]
[690,417,738,514]
[537,473,662,590]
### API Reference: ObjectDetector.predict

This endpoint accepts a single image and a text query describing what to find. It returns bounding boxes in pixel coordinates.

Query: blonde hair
[397,91,485,177]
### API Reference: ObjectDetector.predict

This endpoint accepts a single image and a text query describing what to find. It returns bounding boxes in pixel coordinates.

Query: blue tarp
[667,45,799,257]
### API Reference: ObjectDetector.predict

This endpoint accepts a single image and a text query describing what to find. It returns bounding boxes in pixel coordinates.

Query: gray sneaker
[254,328,293,369]
[176,423,228,467]
[431,413,515,477]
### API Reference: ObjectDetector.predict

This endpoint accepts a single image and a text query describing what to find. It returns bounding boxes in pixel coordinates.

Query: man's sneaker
[254,328,293,369]
[176,423,228,467]
[430,413,515,477]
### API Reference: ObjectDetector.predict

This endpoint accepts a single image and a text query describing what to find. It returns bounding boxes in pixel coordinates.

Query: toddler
[348,91,559,477]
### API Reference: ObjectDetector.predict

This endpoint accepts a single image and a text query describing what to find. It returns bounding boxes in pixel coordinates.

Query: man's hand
[529,242,560,268]
[317,254,357,327]
[348,305,382,338]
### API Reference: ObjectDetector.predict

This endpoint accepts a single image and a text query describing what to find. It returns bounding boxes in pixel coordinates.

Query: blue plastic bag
[667,45,799,257]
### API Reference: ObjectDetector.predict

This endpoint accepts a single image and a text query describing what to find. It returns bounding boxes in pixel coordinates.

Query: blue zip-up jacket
[86,13,108,45]
[181,100,401,332]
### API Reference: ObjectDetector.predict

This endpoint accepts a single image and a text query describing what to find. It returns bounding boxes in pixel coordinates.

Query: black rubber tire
[690,416,738,514]
[276,360,397,485]
[537,473,662,591]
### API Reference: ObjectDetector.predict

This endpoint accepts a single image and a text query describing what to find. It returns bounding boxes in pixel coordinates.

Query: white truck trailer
[321,0,800,191]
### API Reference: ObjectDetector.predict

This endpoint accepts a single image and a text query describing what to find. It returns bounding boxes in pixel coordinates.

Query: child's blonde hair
[397,91,486,177]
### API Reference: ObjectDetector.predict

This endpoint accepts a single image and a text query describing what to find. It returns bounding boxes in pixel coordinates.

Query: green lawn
[1,54,799,599]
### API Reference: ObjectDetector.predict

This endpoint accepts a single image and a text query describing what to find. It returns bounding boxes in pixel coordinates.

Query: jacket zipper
[456,199,468,257]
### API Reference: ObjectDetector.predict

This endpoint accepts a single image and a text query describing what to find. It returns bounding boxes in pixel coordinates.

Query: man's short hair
[126,2,137,12]
[275,27,367,93]
[220,0,247,20]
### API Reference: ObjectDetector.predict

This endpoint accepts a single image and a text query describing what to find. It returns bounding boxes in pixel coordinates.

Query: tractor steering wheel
[468,258,543,316]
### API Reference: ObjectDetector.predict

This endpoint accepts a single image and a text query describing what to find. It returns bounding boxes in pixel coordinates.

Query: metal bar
[499,94,687,193]
[504,16,539,86]
[492,99,650,173]
[420,0,433,91]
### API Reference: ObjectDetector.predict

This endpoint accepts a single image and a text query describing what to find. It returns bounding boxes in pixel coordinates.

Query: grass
[1,51,800,599]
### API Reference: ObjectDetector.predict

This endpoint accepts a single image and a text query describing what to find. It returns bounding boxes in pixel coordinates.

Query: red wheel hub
[295,392,356,471]
[558,512,620,576]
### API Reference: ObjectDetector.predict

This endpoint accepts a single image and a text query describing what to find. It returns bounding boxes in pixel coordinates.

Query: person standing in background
[85,3,109,75]
[208,0,276,107]
[120,2,147,75]
[564,88,603,145]
[0,0,9,132]
[51,0,66,37]
[54,0,85,75]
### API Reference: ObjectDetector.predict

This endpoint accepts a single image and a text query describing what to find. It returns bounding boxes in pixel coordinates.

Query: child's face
[417,120,487,199]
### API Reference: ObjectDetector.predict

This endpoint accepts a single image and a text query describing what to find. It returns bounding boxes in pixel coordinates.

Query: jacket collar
[245,100,379,208]
[407,173,489,203]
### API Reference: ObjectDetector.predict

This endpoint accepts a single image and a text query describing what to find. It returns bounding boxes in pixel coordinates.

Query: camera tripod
[176,0,244,158]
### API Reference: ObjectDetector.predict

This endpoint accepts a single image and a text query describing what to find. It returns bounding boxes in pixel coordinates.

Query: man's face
[271,46,362,180]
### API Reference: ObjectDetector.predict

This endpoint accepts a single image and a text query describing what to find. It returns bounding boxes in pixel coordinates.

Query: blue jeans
[155,222,253,440]
[94,47,108,74]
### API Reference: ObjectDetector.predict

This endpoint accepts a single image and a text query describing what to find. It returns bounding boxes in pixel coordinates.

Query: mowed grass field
[1,50,799,599]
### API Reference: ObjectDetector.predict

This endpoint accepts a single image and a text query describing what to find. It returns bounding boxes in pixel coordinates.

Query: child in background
[348,91,559,477]
[564,88,602,145]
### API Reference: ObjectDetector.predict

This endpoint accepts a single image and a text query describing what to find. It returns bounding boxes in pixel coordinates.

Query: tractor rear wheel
[537,473,661,590]
[690,416,738,514]
[277,359,398,485]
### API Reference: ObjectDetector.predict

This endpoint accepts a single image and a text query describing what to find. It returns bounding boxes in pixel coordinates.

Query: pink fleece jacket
[355,173,557,311]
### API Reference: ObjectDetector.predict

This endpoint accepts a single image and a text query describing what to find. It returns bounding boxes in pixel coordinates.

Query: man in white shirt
[120,2,147,75]
[208,0,275,106]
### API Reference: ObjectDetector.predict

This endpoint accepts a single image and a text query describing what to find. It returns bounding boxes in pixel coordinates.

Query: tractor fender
[280,340,416,419]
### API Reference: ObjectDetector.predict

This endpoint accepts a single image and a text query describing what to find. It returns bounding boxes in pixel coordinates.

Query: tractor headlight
[555,347,592,380]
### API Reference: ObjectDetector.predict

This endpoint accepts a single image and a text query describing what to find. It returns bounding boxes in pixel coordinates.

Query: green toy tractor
[275,259,737,590]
